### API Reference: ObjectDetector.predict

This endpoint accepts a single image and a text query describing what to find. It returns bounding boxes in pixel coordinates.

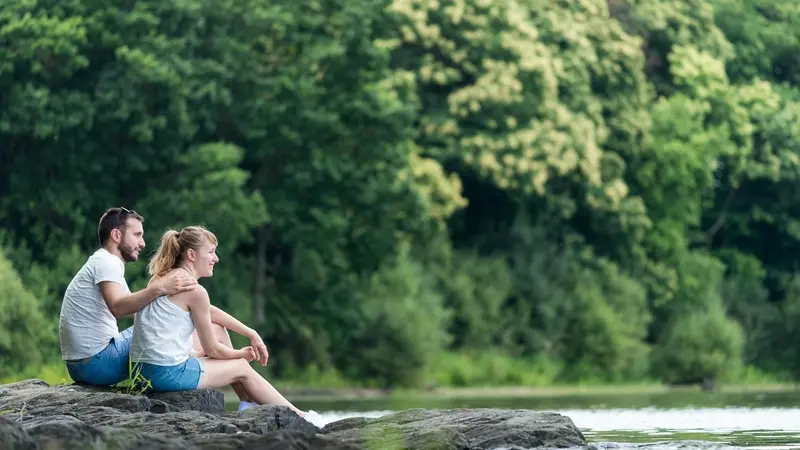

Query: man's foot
[238,401,258,412]
[303,410,325,428]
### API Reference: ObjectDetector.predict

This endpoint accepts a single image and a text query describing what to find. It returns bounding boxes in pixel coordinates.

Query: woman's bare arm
[188,286,247,360]
[210,305,269,366]
[210,306,255,338]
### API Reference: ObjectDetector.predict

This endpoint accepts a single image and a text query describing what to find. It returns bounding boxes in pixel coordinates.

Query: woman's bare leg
[196,357,304,416]
[192,325,249,402]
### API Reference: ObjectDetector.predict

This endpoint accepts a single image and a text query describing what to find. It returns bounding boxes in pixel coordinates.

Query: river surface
[262,388,800,449]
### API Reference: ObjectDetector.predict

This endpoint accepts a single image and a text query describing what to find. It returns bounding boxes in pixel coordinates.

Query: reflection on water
[568,407,800,449]
[290,389,800,412]
[276,389,800,449]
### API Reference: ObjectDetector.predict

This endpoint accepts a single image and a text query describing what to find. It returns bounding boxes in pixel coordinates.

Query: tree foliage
[2,0,800,386]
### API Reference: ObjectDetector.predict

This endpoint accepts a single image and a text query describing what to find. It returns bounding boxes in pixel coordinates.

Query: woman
[129,225,321,425]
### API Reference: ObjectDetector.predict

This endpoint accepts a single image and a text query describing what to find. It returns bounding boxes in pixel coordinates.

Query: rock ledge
[0,379,587,449]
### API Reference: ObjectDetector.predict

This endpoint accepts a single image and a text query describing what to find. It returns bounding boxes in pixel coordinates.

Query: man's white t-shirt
[59,248,131,360]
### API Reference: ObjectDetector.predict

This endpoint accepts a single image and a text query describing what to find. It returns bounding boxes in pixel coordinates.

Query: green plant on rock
[113,352,152,397]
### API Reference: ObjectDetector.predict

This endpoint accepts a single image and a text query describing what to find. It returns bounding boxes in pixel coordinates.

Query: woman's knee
[230,358,253,378]
[203,358,251,386]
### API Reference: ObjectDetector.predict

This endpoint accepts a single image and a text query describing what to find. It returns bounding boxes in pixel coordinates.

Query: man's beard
[119,242,138,263]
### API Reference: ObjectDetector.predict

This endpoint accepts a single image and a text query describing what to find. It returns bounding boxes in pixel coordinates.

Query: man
[59,207,198,386]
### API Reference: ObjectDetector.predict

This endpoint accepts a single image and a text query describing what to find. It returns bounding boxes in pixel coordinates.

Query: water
[272,388,800,449]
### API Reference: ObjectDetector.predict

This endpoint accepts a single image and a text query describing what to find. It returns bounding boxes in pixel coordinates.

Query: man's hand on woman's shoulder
[151,269,198,296]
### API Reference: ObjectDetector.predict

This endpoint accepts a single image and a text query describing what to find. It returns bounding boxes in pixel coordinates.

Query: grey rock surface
[0,379,587,449]
[323,408,587,449]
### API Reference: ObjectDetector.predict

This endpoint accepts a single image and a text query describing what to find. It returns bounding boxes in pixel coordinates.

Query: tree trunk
[253,224,271,326]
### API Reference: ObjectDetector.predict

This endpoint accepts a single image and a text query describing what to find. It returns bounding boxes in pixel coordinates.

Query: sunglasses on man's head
[117,206,137,216]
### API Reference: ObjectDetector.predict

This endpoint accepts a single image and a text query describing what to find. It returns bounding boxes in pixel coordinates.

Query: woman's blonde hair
[148,225,218,277]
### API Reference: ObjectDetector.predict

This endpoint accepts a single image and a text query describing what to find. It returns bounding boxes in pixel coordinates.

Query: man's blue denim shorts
[66,326,133,386]
[137,358,205,392]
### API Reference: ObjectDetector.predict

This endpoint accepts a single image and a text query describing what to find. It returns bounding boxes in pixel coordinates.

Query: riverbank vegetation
[3,0,800,390]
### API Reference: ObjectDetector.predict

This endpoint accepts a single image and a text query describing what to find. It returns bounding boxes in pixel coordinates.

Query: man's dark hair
[97,207,145,246]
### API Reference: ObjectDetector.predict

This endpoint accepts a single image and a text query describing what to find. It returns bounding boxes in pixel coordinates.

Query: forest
[2,0,800,389]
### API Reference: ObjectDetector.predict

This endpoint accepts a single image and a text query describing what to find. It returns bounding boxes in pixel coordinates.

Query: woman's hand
[251,337,269,367]
[237,346,257,362]
[247,331,269,366]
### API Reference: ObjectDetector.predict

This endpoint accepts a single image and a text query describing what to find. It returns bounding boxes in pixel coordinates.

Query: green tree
[340,245,452,387]
[0,248,48,379]
[654,304,745,385]
[713,0,800,85]
[200,0,447,375]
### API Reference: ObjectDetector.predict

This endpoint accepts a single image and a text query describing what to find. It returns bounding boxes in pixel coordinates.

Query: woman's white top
[130,296,195,366]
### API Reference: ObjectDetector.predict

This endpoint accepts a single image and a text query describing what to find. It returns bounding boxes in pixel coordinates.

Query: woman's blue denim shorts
[137,358,205,392]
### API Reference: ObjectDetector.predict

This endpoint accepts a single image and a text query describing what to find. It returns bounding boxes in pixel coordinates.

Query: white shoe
[303,410,325,428]
[238,401,258,412]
